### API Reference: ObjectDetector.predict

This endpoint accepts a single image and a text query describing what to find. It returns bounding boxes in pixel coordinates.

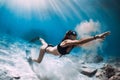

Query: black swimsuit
[45,42,74,56]
[57,43,74,56]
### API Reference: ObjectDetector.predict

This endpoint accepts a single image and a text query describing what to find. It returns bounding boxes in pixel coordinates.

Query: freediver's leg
[33,46,46,63]
[33,38,48,63]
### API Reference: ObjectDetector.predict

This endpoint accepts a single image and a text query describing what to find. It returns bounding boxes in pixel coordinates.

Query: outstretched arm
[61,37,96,47]
[61,31,110,47]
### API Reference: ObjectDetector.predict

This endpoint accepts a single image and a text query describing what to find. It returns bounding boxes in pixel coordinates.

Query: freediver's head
[66,30,77,36]
[63,30,77,40]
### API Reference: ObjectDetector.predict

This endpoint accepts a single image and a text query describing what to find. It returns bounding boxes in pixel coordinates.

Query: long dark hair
[62,30,77,41]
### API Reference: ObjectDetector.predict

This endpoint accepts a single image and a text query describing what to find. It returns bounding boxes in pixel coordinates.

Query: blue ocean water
[0,0,120,79]
[0,0,119,56]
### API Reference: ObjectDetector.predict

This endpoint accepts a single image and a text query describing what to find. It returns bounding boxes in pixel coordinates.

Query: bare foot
[39,38,48,45]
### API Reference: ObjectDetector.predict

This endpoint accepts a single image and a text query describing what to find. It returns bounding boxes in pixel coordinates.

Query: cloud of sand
[75,19,104,62]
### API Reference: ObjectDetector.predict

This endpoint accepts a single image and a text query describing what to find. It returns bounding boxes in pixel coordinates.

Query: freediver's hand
[95,31,110,40]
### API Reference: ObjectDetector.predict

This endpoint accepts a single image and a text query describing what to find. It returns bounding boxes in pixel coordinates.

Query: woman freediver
[32,30,110,63]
